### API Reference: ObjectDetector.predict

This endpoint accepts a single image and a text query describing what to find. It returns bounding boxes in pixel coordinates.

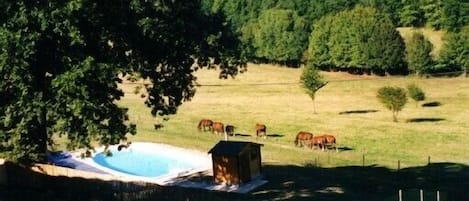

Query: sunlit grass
[117,63,469,169]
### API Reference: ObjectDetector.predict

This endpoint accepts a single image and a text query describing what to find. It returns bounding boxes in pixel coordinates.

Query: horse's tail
[294,135,299,146]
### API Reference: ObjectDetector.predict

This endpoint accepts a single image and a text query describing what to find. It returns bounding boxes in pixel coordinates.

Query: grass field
[120,63,469,169]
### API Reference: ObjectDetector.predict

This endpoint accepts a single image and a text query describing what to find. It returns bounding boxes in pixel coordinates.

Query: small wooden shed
[208,141,262,185]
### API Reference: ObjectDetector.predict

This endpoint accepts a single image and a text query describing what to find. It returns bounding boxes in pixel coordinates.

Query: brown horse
[294,131,313,147]
[211,122,224,135]
[318,134,337,152]
[309,136,326,151]
[225,125,235,136]
[255,123,267,139]
[197,119,213,132]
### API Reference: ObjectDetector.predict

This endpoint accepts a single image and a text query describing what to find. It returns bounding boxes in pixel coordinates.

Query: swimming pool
[85,142,211,183]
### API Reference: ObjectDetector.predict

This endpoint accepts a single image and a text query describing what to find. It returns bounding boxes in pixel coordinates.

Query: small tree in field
[407,84,426,107]
[377,86,408,122]
[300,66,327,114]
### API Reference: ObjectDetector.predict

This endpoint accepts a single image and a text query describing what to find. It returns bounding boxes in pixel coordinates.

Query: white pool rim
[75,142,212,185]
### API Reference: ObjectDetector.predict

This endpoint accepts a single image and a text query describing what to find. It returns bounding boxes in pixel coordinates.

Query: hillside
[397,27,446,58]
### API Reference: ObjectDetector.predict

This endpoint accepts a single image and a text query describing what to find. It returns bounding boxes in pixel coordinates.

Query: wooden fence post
[436,190,440,201]
[399,189,402,201]
[420,189,424,201]
[428,156,431,165]
[362,154,365,167]
[398,160,400,170]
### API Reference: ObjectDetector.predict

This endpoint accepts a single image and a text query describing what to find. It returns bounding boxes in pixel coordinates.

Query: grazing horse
[225,125,235,136]
[294,131,314,147]
[197,119,213,132]
[211,122,224,135]
[318,134,337,152]
[255,123,267,139]
[309,136,326,151]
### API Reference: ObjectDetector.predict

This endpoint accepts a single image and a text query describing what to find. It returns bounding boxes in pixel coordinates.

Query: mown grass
[119,63,469,169]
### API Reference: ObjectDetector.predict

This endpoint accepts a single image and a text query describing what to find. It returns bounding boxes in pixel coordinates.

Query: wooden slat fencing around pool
[1,160,238,201]
[29,163,119,181]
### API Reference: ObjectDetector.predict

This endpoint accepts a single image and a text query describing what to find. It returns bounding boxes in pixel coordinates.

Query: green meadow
[120,63,469,169]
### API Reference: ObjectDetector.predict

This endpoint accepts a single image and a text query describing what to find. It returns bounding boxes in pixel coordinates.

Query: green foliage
[407,84,426,107]
[400,1,425,27]
[377,86,408,122]
[0,0,244,163]
[204,0,359,65]
[421,0,444,29]
[307,6,406,75]
[437,26,469,76]
[300,66,327,113]
[440,0,469,31]
[249,9,308,66]
[405,32,434,76]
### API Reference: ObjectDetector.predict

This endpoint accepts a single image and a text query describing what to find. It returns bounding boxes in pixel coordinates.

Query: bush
[377,86,407,122]
[407,84,426,107]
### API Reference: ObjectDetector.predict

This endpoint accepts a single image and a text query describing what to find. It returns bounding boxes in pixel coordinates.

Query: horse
[211,122,224,135]
[309,136,326,151]
[225,125,235,136]
[318,134,337,152]
[197,119,213,132]
[294,131,314,147]
[255,123,267,139]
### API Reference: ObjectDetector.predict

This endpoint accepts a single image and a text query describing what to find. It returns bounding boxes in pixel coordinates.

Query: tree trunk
[36,107,48,162]
[392,111,398,122]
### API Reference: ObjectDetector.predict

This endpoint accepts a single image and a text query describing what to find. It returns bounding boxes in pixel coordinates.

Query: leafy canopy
[407,84,426,107]
[300,66,327,113]
[437,26,469,76]
[405,32,434,76]
[0,0,244,163]
[377,86,408,122]
[307,6,406,75]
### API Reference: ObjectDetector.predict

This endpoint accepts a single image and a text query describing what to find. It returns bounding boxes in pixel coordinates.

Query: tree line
[202,0,468,75]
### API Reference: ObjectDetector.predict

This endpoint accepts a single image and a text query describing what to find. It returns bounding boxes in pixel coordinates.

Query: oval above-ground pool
[88,142,211,182]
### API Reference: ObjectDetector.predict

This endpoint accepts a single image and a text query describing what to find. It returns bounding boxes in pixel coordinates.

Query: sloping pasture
[120,63,469,169]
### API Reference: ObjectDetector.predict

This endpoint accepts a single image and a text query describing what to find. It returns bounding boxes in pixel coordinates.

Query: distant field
[397,27,446,58]
[119,63,469,169]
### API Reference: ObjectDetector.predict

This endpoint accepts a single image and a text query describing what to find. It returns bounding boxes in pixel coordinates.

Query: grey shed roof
[208,141,262,156]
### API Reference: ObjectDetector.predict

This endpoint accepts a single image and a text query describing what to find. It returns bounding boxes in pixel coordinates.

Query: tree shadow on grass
[250,162,469,201]
[266,133,284,138]
[339,109,378,115]
[406,118,445,123]
[337,146,353,152]
[422,101,442,107]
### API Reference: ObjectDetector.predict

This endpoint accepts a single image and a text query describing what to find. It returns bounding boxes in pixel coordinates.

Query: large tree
[438,26,469,77]
[307,6,406,75]
[0,0,244,163]
[249,8,308,66]
[405,32,434,76]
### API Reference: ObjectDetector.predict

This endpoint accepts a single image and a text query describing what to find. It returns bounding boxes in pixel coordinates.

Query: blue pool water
[93,147,197,178]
